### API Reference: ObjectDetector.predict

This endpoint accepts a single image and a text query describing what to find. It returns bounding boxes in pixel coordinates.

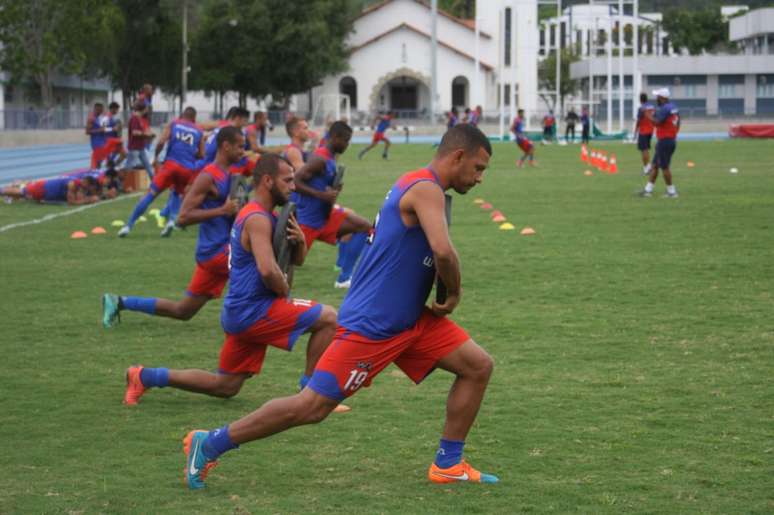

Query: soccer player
[102,126,243,326]
[640,88,680,198]
[357,111,393,160]
[542,110,555,144]
[117,107,205,238]
[246,111,271,153]
[123,101,155,181]
[282,116,310,171]
[180,124,497,490]
[121,154,341,406]
[633,93,656,176]
[469,105,482,127]
[512,109,536,168]
[565,108,579,142]
[294,121,371,288]
[1,175,99,205]
[581,107,591,145]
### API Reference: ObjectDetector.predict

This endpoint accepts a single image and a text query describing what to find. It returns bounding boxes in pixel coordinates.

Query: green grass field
[1,139,773,513]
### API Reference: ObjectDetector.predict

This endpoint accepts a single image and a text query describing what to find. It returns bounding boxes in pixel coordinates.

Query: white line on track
[0,192,141,234]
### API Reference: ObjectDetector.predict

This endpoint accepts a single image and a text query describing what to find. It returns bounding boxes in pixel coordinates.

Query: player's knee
[319,305,338,328]
[214,377,245,398]
[469,349,494,383]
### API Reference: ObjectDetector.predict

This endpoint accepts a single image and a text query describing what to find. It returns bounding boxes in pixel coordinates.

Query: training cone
[499,223,515,230]
[149,208,161,216]
[580,144,589,163]
[520,227,536,236]
[480,202,493,210]
[91,226,106,235]
[584,170,593,176]
[111,220,125,227]
[137,216,148,223]
[473,198,485,204]
[70,231,88,239]
[609,154,618,174]
[490,210,503,218]
[686,161,695,168]
[492,214,507,223]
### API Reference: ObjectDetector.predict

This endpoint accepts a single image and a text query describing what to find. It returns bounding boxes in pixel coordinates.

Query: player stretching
[633,93,656,176]
[512,109,536,167]
[179,124,497,490]
[102,126,243,327]
[2,175,99,205]
[640,88,680,198]
[122,154,343,407]
[294,121,371,288]
[117,107,204,238]
[357,111,393,160]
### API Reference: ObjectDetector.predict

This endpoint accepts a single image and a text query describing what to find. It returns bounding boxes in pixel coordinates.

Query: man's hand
[286,214,304,244]
[221,198,240,216]
[431,290,461,317]
[318,187,340,204]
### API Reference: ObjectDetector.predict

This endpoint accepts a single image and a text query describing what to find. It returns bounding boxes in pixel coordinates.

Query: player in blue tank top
[177,124,499,490]
[357,111,393,160]
[293,121,372,288]
[282,116,310,171]
[120,154,348,416]
[102,126,243,328]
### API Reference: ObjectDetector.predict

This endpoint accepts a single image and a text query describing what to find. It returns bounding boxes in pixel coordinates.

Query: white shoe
[118,226,130,237]
[334,279,351,289]
[160,221,175,238]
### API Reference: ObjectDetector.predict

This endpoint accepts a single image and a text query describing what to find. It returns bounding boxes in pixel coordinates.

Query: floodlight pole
[498,8,505,139]
[474,13,480,108]
[589,0,594,122]
[431,0,438,125]
[181,0,188,111]
[633,0,639,121]
[606,7,613,134]
[555,0,562,117]
[618,0,625,132]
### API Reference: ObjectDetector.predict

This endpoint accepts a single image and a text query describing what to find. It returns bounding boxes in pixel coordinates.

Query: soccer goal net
[310,94,351,129]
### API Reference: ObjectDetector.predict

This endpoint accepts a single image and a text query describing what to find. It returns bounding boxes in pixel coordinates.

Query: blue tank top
[376,117,391,133]
[204,124,249,171]
[221,201,278,333]
[338,168,441,339]
[166,119,203,170]
[89,115,106,149]
[105,114,120,138]
[292,146,337,230]
[281,143,309,164]
[195,163,233,263]
[44,177,76,201]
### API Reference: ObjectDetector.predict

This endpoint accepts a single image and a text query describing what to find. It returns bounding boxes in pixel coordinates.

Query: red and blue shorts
[219,298,322,374]
[300,206,348,248]
[90,137,125,168]
[23,180,46,201]
[152,160,195,195]
[186,250,229,298]
[372,131,389,144]
[516,137,533,153]
[307,308,470,401]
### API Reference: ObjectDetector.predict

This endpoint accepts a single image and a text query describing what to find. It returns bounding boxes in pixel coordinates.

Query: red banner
[729,124,774,138]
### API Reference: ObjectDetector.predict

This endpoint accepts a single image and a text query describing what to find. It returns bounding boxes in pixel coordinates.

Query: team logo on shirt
[423,256,434,268]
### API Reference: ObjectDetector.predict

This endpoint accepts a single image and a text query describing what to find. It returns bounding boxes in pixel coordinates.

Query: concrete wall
[0,129,88,148]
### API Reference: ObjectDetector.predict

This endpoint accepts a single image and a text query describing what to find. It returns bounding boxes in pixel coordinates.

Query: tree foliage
[538,48,580,113]
[662,8,729,55]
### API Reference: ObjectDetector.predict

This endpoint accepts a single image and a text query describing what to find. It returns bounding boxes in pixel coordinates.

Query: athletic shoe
[638,190,653,197]
[124,366,147,405]
[118,226,130,237]
[641,167,650,176]
[183,430,218,490]
[333,404,352,413]
[102,293,121,328]
[160,221,175,238]
[382,153,388,160]
[334,279,351,289]
[662,191,679,198]
[428,460,499,484]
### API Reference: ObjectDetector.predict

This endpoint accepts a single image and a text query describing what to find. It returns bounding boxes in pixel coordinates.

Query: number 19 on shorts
[343,369,369,392]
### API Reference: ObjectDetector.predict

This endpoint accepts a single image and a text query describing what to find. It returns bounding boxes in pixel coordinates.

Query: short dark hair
[640,93,648,103]
[436,123,492,158]
[182,106,197,119]
[329,120,352,139]
[217,125,243,147]
[225,106,237,119]
[254,111,266,121]
[109,102,119,110]
[94,102,104,109]
[133,100,145,111]
[253,153,292,182]
[285,116,303,137]
[230,107,249,120]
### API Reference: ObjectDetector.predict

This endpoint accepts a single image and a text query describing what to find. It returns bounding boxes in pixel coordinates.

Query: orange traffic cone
[580,144,589,163]
[609,154,618,174]
[600,151,609,173]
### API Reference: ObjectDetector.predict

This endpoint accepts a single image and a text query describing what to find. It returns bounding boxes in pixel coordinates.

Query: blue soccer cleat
[183,430,218,490]
[102,293,121,328]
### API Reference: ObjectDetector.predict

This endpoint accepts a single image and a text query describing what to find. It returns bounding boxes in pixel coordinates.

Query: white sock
[644,182,655,193]
[667,185,676,194]
[644,163,651,173]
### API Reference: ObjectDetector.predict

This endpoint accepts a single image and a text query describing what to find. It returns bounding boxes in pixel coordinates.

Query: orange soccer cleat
[428,459,499,484]
[123,366,147,405]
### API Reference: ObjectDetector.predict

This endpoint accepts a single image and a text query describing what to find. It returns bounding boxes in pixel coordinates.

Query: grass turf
[1,139,773,513]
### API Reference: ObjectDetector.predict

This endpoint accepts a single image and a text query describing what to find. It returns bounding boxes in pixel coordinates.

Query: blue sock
[335,239,345,269]
[127,191,156,228]
[202,424,239,460]
[121,296,157,315]
[337,232,367,282]
[299,374,311,390]
[161,191,181,221]
[139,367,169,388]
[435,439,465,468]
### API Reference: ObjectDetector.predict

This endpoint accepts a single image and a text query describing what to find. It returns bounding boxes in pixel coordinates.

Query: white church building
[297,0,540,124]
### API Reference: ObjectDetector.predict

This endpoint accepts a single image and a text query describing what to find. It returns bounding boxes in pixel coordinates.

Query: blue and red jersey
[166,118,203,170]
[88,113,107,150]
[105,114,120,138]
[221,201,278,334]
[202,122,249,171]
[338,167,441,340]
[469,111,480,126]
[581,113,590,128]
[282,142,308,163]
[317,131,330,149]
[195,163,234,263]
[543,114,555,128]
[654,102,680,140]
[376,115,391,134]
[293,146,337,229]
[637,103,656,135]
[511,117,528,143]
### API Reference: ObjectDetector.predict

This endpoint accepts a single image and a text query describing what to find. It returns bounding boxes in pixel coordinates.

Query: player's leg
[0,186,25,199]
[357,140,378,159]
[119,186,161,236]
[382,137,391,159]
[641,147,661,197]
[123,364,251,404]
[661,141,677,197]
[334,209,371,286]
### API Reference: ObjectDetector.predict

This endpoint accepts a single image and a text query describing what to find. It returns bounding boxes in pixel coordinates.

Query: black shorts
[653,138,677,169]
[637,134,653,151]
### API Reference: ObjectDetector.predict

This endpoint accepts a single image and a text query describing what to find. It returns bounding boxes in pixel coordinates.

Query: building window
[339,76,357,108]
[719,84,736,98]
[504,84,511,106]
[757,83,774,98]
[504,8,512,66]
[452,76,469,107]
[684,84,696,98]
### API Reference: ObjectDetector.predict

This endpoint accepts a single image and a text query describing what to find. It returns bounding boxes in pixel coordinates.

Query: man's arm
[197,134,206,159]
[285,146,305,171]
[294,156,338,204]
[247,129,260,153]
[287,214,308,266]
[244,214,290,298]
[403,181,461,316]
[177,172,238,226]
[154,123,172,162]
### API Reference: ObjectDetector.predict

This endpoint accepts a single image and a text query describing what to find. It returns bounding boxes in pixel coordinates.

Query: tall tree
[0,0,122,109]
[538,48,580,113]
[662,8,729,55]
